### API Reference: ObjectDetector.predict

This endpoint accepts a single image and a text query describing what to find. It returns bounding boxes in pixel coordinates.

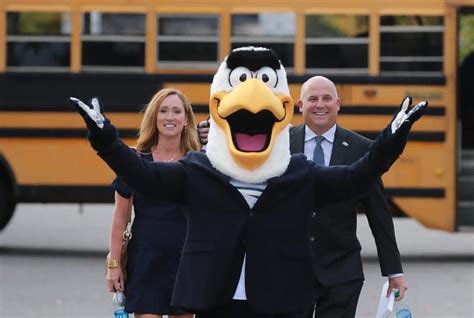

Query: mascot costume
[70,47,427,318]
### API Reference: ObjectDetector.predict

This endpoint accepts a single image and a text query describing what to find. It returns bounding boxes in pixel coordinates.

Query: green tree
[459,15,474,65]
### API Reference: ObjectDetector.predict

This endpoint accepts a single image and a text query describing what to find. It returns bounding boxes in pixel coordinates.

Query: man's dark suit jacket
[96,134,396,314]
[290,125,403,287]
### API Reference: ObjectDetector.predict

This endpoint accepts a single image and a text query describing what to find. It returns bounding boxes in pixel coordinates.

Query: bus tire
[0,159,17,231]
[0,180,15,230]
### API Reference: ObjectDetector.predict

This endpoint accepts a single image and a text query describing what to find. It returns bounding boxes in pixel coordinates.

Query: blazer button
[312,211,316,217]
[310,236,315,242]
[249,211,255,217]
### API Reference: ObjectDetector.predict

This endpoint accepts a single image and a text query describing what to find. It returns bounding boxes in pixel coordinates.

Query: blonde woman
[106,88,199,318]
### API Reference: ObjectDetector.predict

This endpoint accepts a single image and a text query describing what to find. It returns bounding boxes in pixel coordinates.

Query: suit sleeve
[312,122,406,206]
[111,175,133,199]
[363,179,403,275]
[311,147,391,206]
[87,123,187,200]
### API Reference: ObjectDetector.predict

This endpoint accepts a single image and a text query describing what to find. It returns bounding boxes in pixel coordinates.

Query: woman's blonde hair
[136,88,200,153]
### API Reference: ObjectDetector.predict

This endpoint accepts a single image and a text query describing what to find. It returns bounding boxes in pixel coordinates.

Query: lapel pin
[342,141,349,147]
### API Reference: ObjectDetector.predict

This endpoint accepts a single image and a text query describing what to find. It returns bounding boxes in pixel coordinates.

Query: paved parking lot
[0,204,473,317]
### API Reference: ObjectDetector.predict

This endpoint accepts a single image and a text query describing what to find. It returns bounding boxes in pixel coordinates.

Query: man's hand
[197,119,210,145]
[386,276,408,300]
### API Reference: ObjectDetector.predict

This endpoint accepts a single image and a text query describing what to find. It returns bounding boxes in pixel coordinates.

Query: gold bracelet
[107,258,121,269]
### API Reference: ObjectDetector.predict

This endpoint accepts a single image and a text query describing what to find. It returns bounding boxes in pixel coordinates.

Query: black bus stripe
[357,131,445,142]
[18,185,114,203]
[17,185,445,203]
[339,106,445,116]
[0,128,139,139]
[385,188,445,198]
[0,72,446,112]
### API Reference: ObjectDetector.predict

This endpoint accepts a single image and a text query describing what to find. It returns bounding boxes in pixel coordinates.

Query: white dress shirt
[303,124,337,165]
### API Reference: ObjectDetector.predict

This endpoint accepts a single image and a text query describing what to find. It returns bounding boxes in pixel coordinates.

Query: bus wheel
[0,179,16,231]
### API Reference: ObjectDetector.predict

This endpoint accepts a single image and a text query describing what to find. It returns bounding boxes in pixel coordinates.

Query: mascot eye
[229,67,252,87]
[256,67,278,88]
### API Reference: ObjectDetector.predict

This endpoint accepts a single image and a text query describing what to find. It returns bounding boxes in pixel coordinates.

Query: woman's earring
[183,125,187,135]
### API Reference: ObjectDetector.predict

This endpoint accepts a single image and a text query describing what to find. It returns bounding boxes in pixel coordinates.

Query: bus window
[157,14,220,68]
[305,15,369,74]
[231,13,295,70]
[6,12,70,71]
[82,13,146,72]
[380,15,444,76]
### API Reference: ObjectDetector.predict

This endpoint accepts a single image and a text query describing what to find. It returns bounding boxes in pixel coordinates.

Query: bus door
[457,6,474,230]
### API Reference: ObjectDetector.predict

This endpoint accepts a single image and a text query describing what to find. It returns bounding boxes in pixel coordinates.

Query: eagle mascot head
[206,46,294,183]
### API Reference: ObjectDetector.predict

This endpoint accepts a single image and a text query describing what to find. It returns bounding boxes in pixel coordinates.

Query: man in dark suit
[294,76,407,318]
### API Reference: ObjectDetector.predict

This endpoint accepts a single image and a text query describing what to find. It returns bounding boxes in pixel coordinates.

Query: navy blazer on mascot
[70,47,427,318]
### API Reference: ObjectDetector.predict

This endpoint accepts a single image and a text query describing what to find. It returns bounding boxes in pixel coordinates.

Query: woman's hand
[106,267,125,292]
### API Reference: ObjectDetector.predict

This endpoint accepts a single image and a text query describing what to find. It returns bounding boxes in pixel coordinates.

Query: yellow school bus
[0,0,473,231]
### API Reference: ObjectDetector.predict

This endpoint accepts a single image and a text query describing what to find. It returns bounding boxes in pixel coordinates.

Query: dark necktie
[313,135,325,165]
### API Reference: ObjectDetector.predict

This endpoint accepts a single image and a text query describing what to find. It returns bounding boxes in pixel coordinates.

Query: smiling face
[156,94,187,138]
[208,47,294,170]
[298,76,340,135]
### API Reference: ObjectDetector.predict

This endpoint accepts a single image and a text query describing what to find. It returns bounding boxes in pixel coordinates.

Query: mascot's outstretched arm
[70,45,425,206]
[69,97,186,199]
[313,96,427,204]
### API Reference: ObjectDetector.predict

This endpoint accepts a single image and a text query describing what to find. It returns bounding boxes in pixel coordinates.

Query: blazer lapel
[253,156,307,211]
[290,125,305,155]
[329,126,351,166]
[190,153,254,209]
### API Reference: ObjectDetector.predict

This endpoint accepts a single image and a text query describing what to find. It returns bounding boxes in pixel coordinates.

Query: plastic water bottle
[112,292,128,318]
[392,289,412,318]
